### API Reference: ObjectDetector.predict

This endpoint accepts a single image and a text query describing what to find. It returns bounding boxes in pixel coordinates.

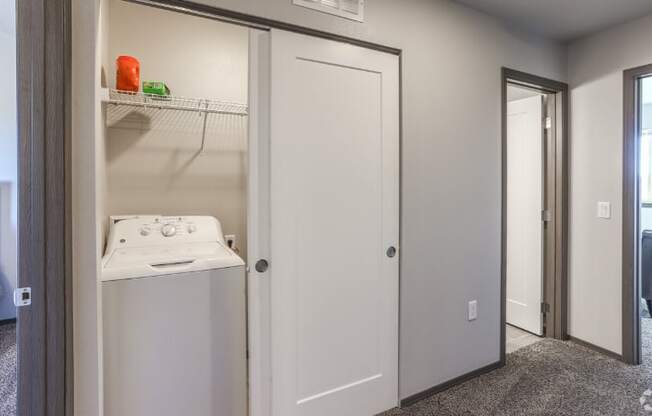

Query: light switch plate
[468,300,478,321]
[597,201,611,219]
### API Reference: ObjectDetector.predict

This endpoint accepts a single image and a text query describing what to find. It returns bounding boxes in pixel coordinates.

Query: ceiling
[454,0,652,42]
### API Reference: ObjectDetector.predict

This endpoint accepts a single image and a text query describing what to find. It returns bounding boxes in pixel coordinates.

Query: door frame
[500,68,569,363]
[622,63,652,365]
[16,0,72,415]
[57,0,403,414]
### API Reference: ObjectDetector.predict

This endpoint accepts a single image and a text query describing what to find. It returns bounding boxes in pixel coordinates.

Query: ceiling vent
[293,0,364,22]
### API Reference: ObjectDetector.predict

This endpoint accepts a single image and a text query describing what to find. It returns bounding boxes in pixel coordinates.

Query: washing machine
[101,215,247,416]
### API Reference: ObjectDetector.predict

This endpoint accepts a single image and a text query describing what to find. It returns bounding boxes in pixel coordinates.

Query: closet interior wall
[99,0,249,257]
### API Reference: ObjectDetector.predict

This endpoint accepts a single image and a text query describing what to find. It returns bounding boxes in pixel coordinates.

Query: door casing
[501,68,569,364]
[16,0,73,415]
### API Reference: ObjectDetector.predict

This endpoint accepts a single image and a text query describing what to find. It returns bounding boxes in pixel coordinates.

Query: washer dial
[161,224,177,237]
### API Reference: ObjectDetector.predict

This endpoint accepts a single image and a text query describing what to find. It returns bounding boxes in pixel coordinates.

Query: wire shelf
[104,89,248,116]
[102,88,248,154]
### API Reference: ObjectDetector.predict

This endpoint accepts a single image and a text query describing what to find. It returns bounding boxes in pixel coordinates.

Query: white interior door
[269,29,399,416]
[506,95,544,336]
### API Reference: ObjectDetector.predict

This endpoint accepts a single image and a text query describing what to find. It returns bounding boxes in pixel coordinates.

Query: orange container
[116,56,140,92]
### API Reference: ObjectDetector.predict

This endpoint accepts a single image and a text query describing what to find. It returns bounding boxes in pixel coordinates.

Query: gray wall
[72,0,568,412]
[188,0,567,399]
[567,13,652,355]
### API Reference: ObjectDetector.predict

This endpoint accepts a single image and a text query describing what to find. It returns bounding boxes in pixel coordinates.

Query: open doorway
[0,0,17,414]
[504,83,547,350]
[638,76,652,362]
[623,63,652,365]
[501,68,569,362]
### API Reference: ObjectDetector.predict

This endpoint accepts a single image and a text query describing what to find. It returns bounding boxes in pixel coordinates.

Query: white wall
[105,0,249,257]
[72,0,567,412]
[567,13,652,355]
[0,0,17,321]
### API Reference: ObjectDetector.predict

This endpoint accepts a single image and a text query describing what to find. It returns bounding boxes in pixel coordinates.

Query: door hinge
[14,287,32,307]
[541,210,552,223]
[541,302,550,314]
[545,117,552,130]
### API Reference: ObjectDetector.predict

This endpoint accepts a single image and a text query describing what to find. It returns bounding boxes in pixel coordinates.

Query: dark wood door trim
[500,68,569,365]
[622,63,652,365]
[16,0,72,414]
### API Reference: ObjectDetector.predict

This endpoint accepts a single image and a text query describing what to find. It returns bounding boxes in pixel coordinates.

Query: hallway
[385,319,652,415]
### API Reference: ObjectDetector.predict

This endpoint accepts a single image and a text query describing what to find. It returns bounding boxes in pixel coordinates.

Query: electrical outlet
[468,300,478,321]
[225,234,236,249]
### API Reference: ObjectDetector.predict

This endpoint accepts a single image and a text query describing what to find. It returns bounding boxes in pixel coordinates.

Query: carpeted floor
[0,323,16,416]
[383,318,652,416]
[1,320,652,415]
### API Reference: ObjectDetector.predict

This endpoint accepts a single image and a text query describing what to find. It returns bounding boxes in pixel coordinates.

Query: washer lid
[101,241,244,282]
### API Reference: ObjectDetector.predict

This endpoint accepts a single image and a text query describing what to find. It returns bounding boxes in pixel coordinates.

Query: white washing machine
[101,215,247,416]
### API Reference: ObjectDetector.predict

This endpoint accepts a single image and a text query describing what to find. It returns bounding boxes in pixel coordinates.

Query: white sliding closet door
[506,95,544,336]
[269,29,399,416]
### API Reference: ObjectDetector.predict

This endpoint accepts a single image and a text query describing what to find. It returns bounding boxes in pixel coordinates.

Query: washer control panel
[105,215,225,252]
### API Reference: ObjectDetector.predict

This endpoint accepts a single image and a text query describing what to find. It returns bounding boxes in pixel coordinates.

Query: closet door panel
[269,29,399,416]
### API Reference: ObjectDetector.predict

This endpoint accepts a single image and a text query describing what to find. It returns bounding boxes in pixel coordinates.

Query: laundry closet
[97,1,250,415]
[99,0,249,251]
[86,1,401,415]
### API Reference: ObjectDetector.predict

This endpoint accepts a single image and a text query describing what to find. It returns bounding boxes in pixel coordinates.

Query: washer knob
[140,227,151,236]
[161,224,177,237]
[187,224,197,234]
